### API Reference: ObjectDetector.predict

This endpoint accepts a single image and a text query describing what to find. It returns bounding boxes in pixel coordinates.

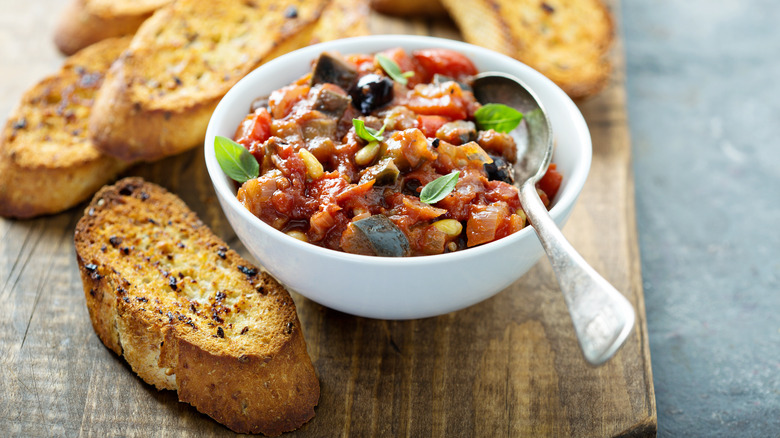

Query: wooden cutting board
[0,0,656,436]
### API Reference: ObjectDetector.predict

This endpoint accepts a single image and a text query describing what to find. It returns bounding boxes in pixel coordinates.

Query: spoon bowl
[473,72,553,184]
[472,72,636,365]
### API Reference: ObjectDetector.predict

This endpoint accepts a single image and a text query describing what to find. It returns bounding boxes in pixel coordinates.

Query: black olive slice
[484,155,515,184]
[350,73,394,115]
[358,157,400,186]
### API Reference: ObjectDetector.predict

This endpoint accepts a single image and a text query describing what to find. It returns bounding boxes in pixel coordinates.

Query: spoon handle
[519,182,636,365]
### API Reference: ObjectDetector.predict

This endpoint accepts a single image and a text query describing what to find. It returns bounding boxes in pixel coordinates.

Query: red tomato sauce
[232,48,562,256]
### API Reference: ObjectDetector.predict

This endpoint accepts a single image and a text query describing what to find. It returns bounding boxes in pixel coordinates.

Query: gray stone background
[623,0,779,436]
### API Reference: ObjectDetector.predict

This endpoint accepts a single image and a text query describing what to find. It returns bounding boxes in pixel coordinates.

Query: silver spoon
[472,72,636,365]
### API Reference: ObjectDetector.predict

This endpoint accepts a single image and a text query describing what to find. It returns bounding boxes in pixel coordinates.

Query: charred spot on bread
[238,266,258,277]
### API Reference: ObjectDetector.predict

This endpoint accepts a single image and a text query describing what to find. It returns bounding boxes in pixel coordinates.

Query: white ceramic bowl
[205,35,591,320]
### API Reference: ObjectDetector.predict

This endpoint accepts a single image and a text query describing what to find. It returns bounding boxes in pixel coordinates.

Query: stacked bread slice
[439,0,614,98]
[369,0,615,98]
[0,37,133,218]
[1,0,370,219]
[54,0,173,55]
[88,0,329,162]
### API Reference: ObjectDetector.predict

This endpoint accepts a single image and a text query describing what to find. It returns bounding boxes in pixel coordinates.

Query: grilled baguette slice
[0,37,132,219]
[88,0,328,163]
[439,0,614,98]
[74,177,319,435]
[54,0,172,55]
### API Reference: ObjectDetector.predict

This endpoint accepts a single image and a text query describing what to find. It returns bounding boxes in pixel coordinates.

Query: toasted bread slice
[74,177,319,435]
[0,37,133,219]
[88,0,328,163]
[439,0,614,98]
[54,0,172,55]
[310,0,371,44]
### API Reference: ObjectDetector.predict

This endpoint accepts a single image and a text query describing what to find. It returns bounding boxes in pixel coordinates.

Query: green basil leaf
[474,103,524,133]
[420,171,460,204]
[376,53,412,86]
[353,118,386,142]
[214,135,259,183]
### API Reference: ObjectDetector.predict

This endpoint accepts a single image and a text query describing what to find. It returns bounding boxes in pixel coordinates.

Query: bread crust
[88,51,219,163]
[54,0,171,55]
[88,0,329,163]
[0,37,133,219]
[439,0,614,98]
[74,177,319,435]
[369,0,447,16]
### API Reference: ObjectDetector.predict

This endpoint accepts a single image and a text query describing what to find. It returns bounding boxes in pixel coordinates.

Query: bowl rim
[205,34,591,266]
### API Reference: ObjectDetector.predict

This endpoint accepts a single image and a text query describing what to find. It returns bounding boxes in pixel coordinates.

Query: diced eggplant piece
[436,120,477,145]
[358,157,400,186]
[307,137,336,163]
[311,52,358,90]
[348,214,411,257]
[484,155,514,184]
[312,85,352,119]
[350,73,394,115]
[302,117,337,141]
[361,115,384,131]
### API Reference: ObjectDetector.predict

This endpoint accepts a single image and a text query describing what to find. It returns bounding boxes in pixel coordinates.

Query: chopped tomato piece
[417,115,450,137]
[308,173,350,206]
[416,225,447,255]
[537,188,550,208]
[405,81,471,120]
[234,107,272,151]
[309,207,338,242]
[537,163,563,202]
[268,83,310,119]
[335,179,382,213]
[345,54,376,75]
[434,172,483,221]
[412,49,478,81]
[400,196,447,221]
[336,179,375,204]
[484,180,521,211]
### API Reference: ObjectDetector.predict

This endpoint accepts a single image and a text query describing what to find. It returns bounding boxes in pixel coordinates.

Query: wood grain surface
[0,0,656,436]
